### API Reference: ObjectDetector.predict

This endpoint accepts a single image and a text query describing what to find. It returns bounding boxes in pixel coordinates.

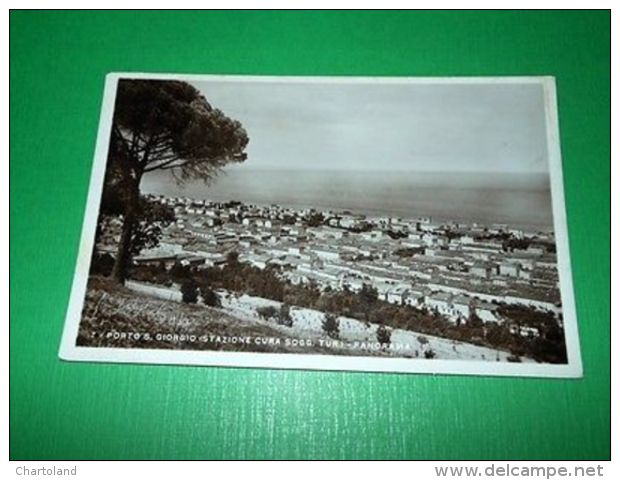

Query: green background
[10,11,610,460]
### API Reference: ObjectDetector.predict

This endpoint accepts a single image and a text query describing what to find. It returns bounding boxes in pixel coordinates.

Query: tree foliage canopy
[100,79,249,282]
[111,79,249,183]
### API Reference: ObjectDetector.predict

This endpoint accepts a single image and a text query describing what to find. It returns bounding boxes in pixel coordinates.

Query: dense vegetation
[89,251,566,363]
[78,277,346,356]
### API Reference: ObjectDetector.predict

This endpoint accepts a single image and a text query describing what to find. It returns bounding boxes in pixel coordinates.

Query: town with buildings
[97,193,563,341]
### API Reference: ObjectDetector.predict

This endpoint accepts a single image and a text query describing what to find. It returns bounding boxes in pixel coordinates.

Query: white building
[426,292,453,316]
[470,262,495,279]
[384,286,410,305]
[526,245,545,255]
[360,230,383,242]
[404,289,425,307]
[452,295,471,319]
[460,235,475,244]
[473,302,500,323]
[309,247,340,261]
[499,262,521,277]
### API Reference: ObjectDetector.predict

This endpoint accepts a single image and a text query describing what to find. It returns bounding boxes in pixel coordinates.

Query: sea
[142,169,554,232]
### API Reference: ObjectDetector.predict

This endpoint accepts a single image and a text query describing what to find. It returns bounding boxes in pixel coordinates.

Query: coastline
[142,169,555,233]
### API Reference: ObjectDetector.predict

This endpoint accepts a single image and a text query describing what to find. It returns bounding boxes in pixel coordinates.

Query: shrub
[91,253,115,276]
[226,250,240,266]
[129,262,169,285]
[278,304,293,327]
[359,283,378,305]
[376,325,392,347]
[170,263,191,281]
[257,305,278,321]
[200,286,221,307]
[417,335,429,346]
[322,313,340,339]
[181,279,199,304]
[424,348,436,359]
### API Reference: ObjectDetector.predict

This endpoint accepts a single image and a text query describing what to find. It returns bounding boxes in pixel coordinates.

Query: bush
[91,253,115,276]
[226,250,240,267]
[200,286,221,307]
[417,335,429,346]
[359,283,378,305]
[181,279,199,304]
[257,305,278,321]
[322,313,340,339]
[278,304,293,327]
[170,263,191,281]
[129,262,169,285]
[376,325,391,347]
[424,348,436,359]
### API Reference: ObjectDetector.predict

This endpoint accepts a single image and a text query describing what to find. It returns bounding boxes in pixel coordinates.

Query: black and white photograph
[59,74,582,377]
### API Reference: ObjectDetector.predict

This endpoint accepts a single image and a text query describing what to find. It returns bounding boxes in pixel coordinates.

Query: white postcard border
[58,73,583,378]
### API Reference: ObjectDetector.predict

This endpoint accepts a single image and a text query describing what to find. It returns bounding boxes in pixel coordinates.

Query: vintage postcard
[59,74,582,377]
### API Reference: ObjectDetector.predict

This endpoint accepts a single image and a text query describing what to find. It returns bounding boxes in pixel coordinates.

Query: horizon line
[213,166,550,175]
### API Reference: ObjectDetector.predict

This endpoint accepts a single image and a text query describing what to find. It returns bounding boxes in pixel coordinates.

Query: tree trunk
[110,179,140,283]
